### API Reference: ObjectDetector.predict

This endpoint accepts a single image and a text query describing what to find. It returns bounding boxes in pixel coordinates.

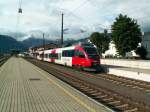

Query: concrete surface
[101,59,150,69]
[0,57,112,112]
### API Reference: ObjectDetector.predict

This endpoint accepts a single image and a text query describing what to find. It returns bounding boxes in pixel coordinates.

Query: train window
[68,50,72,57]
[55,53,58,59]
[40,54,44,58]
[49,54,51,58]
[49,53,58,59]
[71,50,75,56]
[75,50,85,58]
[62,50,74,57]
[78,51,85,58]
[62,51,66,57]
[75,50,79,56]
[84,47,98,55]
[45,54,48,58]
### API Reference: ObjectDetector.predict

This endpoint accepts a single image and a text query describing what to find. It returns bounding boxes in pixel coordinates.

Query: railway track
[26,58,150,112]
[0,56,9,66]
[75,71,150,95]
[95,74,150,93]
[41,60,150,94]
[30,58,150,95]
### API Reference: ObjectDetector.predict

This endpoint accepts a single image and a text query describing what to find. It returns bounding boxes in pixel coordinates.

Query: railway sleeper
[79,87,90,90]
[73,83,83,87]
[134,83,147,87]
[115,102,138,111]
[94,94,108,99]
[87,90,98,94]
[81,88,94,92]
[115,104,129,109]
[91,92,102,96]
[145,89,150,92]
[105,75,149,90]
[101,75,122,82]
[109,101,121,105]
[102,74,149,89]
[146,84,150,87]
[103,97,114,102]
[109,104,129,111]
[124,108,138,112]
[79,85,89,88]
[126,84,133,87]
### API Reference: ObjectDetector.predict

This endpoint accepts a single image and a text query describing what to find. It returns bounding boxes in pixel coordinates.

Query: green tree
[90,32,110,54]
[136,46,147,59]
[111,14,142,56]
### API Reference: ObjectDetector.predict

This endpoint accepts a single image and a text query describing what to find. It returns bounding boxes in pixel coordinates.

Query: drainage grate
[29,78,41,81]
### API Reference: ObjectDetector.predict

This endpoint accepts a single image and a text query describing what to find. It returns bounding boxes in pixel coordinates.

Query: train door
[50,50,56,63]
[72,50,87,67]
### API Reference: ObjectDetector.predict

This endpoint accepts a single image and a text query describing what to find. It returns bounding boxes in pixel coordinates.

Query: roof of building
[30,43,60,51]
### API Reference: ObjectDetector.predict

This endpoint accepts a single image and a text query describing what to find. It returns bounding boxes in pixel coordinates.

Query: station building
[28,43,60,58]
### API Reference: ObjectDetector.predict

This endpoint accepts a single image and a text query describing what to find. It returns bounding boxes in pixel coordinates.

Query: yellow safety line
[33,67,97,112]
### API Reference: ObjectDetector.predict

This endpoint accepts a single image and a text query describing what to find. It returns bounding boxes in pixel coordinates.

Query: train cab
[72,43,100,71]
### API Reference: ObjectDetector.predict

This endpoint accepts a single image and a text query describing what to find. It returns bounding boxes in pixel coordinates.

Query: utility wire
[66,0,110,31]
[69,0,89,14]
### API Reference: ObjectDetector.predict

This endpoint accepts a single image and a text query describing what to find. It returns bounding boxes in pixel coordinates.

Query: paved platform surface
[103,64,150,82]
[0,57,112,112]
[101,59,150,70]
[104,65,150,74]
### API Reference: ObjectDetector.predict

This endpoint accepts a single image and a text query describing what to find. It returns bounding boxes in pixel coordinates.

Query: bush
[135,46,147,59]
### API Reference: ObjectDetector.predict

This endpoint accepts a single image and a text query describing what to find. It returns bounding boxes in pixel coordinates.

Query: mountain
[22,37,90,48]
[22,37,57,48]
[22,37,89,48]
[0,35,26,53]
[0,35,90,54]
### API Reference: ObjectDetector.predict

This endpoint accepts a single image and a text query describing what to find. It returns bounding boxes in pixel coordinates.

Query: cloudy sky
[0,0,150,41]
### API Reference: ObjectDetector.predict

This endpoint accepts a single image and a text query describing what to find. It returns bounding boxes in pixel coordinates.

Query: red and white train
[33,43,101,71]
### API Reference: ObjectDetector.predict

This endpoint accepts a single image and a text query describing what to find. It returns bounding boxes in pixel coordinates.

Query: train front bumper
[83,66,102,72]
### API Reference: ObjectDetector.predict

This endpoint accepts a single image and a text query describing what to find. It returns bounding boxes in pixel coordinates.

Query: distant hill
[22,37,89,48]
[65,37,89,44]
[0,35,26,53]
[0,31,113,54]
[0,35,89,54]
[22,37,57,48]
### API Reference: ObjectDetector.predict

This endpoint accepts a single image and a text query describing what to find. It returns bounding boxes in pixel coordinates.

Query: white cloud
[0,0,150,40]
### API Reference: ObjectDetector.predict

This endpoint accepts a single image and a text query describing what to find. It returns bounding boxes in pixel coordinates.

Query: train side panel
[55,46,74,66]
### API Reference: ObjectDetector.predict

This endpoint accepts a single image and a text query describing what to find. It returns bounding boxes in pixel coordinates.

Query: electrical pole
[61,13,64,47]
[43,33,45,60]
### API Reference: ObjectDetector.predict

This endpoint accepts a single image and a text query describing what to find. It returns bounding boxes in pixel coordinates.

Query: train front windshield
[84,47,99,60]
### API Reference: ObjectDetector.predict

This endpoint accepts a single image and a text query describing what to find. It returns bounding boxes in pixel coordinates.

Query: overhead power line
[69,0,89,13]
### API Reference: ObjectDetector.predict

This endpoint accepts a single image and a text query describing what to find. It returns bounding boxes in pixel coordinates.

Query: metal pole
[61,13,64,47]
[43,33,45,60]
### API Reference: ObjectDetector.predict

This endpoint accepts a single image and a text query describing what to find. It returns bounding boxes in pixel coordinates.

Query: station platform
[103,65,150,82]
[0,57,112,112]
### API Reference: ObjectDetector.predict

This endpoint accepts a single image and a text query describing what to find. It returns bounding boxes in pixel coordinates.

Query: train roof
[38,42,96,53]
